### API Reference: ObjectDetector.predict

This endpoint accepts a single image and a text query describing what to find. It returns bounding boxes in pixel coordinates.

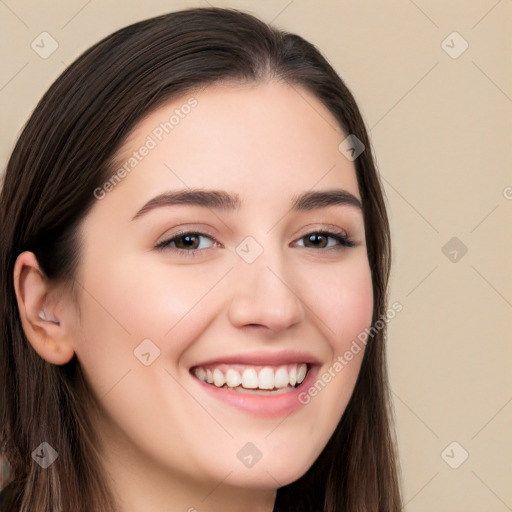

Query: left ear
[13,251,76,365]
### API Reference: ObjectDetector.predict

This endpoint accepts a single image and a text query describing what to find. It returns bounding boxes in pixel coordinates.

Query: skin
[14,81,373,512]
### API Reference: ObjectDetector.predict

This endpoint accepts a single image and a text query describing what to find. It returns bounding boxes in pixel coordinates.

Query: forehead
[101,81,360,211]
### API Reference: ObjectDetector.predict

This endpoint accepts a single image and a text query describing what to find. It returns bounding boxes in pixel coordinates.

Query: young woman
[0,7,401,511]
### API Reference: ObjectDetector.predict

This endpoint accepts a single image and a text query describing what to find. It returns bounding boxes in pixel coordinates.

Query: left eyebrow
[131,188,362,221]
[290,189,362,211]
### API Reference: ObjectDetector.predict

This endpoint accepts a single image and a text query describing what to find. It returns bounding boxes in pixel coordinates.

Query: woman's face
[71,81,373,493]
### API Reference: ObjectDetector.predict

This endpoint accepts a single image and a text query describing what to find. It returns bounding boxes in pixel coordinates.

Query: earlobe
[13,251,75,365]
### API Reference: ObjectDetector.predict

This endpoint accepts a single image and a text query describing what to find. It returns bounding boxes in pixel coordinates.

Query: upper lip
[190,350,322,368]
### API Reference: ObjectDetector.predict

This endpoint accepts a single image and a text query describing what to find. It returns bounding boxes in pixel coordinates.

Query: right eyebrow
[131,189,241,220]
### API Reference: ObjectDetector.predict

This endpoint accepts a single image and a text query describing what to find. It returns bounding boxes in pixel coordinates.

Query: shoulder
[0,480,23,511]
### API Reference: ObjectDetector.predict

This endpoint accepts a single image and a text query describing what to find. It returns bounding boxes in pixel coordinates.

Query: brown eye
[298,231,355,250]
[173,234,201,250]
[155,231,217,254]
[303,233,329,248]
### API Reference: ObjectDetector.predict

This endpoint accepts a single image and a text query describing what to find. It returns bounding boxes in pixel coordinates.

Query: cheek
[71,256,231,393]
[69,258,235,473]
[290,255,373,432]
[300,256,374,354]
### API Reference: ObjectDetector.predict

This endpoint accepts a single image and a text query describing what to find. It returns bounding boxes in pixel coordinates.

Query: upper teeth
[193,363,308,390]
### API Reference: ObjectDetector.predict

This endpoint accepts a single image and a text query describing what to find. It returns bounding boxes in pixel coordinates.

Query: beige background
[1,1,511,510]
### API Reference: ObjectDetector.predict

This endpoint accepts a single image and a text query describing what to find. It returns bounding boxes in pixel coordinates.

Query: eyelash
[155,228,356,257]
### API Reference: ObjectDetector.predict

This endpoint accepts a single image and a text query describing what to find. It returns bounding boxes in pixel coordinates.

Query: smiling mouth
[191,363,310,394]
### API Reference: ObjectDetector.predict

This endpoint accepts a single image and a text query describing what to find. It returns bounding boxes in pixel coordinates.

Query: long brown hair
[0,7,401,511]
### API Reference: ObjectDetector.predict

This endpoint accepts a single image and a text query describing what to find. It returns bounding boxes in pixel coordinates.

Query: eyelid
[293,223,351,240]
[155,224,219,245]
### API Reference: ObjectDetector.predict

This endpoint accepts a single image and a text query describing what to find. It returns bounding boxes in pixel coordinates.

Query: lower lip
[190,366,319,417]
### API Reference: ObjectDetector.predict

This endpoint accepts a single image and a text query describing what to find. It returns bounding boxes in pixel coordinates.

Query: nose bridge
[227,237,305,332]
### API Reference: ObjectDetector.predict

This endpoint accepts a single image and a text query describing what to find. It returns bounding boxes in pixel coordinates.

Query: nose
[227,249,305,334]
